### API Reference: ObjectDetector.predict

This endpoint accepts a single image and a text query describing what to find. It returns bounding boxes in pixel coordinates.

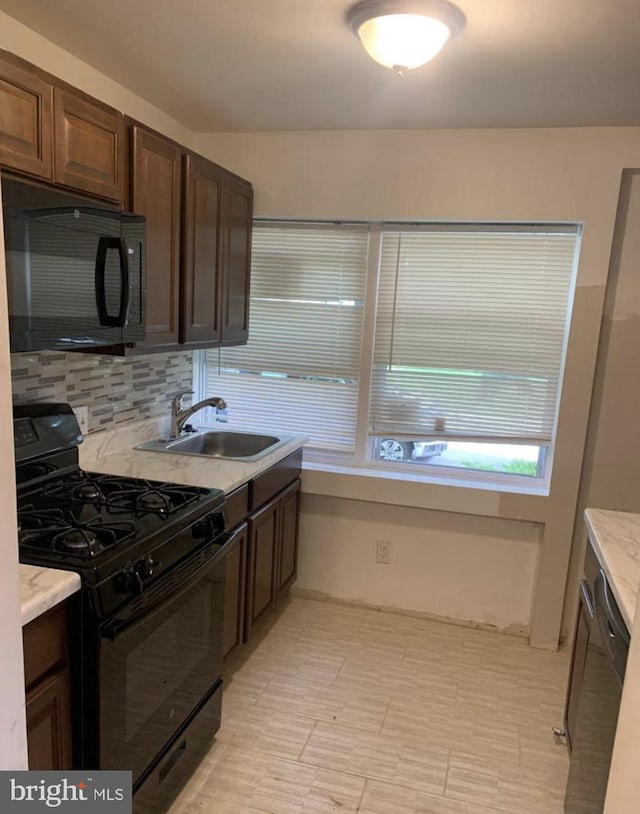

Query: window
[198,221,580,486]
[200,222,369,453]
[369,225,579,478]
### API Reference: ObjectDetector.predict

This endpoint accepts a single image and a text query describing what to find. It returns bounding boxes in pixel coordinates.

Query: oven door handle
[102,532,232,642]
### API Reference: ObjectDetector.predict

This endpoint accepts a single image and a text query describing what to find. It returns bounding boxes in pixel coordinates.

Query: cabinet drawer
[23,603,68,692]
[250,449,303,511]
[225,483,249,529]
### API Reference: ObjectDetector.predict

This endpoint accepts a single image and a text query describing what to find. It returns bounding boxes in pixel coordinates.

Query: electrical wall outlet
[434,417,446,432]
[72,405,89,435]
[376,539,391,565]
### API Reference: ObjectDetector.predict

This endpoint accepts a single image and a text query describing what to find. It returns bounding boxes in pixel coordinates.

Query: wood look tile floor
[169,597,570,814]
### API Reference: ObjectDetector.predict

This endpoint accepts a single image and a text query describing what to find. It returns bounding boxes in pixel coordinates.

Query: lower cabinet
[564,587,590,749]
[247,479,301,639]
[276,480,300,598]
[23,602,73,769]
[222,450,302,662]
[246,496,280,631]
[222,522,247,661]
[25,671,73,770]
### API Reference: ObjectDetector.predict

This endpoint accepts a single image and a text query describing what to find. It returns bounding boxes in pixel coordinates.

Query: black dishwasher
[564,569,629,813]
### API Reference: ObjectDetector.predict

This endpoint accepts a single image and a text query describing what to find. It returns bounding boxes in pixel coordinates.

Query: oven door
[98,541,226,787]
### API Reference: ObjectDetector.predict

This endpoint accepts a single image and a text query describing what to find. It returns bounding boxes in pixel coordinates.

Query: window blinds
[370,226,579,444]
[204,222,369,452]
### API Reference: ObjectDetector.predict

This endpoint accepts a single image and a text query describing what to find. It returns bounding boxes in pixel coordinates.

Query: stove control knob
[192,517,212,539]
[114,567,138,595]
[136,555,159,581]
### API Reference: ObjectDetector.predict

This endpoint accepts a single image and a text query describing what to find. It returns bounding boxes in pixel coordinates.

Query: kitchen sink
[135,429,291,462]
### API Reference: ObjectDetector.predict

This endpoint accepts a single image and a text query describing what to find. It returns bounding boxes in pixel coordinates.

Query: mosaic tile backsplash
[11,350,193,432]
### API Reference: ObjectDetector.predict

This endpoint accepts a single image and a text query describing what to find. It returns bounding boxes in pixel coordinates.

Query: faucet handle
[171,390,193,412]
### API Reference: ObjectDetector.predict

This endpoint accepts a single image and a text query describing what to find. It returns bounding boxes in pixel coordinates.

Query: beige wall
[196,127,640,647]
[299,495,541,633]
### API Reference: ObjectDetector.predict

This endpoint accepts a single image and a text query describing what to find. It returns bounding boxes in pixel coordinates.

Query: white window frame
[195,220,581,493]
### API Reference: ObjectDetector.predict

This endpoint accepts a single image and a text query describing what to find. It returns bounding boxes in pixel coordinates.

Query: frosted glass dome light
[346,0,465,75]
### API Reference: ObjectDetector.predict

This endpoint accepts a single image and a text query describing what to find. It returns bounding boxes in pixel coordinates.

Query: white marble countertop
[19,564,81,627]
[79,418,308,494]
[584,508,640,632]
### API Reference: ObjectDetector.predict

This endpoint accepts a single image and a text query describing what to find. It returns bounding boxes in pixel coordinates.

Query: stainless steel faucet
[169,391,228,439]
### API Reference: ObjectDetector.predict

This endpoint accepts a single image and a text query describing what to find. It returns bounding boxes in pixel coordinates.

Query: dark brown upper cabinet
[53,87,126,203]
[220,177,253,346]
[131,126,182,349]
[181,153,223,347]
[181,155,253,349]
[0,53,52,180]
[0,51,253,353]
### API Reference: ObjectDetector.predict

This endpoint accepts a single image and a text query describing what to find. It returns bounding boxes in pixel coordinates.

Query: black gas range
[14,403,232,813]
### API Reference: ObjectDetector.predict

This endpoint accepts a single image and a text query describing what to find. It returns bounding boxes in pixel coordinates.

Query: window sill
[301,457,549,521]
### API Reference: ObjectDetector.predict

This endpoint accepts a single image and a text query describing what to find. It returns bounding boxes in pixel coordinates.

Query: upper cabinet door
[220,177,253,345]
[0,56,52,180]
[53,87,126,202]
[181,154,223,347]
[132,126,181,349]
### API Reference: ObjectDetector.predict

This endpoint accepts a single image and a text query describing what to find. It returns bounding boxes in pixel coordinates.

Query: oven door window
[99,557,224,783]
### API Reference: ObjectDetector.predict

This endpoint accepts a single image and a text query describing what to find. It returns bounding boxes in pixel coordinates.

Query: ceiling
[2,0,640,132]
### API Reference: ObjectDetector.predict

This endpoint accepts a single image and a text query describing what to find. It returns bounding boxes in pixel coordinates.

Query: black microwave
[2,174,146,352]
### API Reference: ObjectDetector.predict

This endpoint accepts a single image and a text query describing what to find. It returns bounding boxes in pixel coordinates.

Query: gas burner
[73,482,103,503]
[55,527,99,554]
[41,474,104,506]
[137,491,170,515]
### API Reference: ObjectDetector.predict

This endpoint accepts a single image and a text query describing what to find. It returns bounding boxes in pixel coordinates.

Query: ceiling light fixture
[346,0,466,76]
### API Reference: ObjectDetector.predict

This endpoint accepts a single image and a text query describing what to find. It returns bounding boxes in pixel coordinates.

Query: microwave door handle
[95,236,130,328]
[116,237,130,327]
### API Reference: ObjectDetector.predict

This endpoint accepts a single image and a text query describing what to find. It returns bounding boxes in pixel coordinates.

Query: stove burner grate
[18,506,136,556]
[37,473,202,519]
[99,479,202,518]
